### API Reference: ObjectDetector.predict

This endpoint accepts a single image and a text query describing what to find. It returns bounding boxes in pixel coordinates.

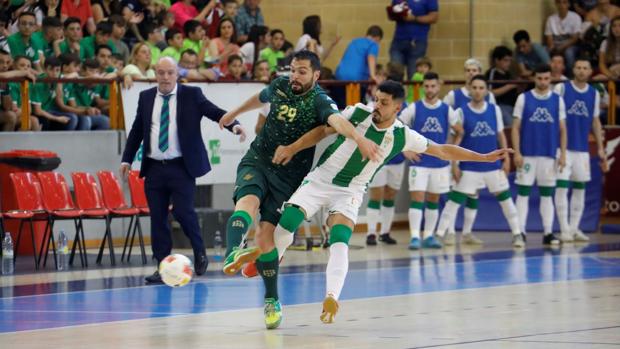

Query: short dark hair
[513,30,530,44]
[109,14,126,27]
[575,56,592,65]
[0,49,9,56]
[470,74,487,85]
[96,44,112,55]
[292,50,321,71]
[491,45,512,61]
[222,0,237,5]
[184,20,201,37]
[534,64,551,74]
[42,16,62,30]
[423,71,440,81]
[549,49,564,60]
[83,59,100,69]
[59,53,80,67]
[111,53,123,61]
[181,49,198,57]
[13,55,31,64]
[366,25,383,39]
[44,56,61,68]
[144,23,159,37]
[18,12,36,21]
[227,54,242,65]
[95,22,113,35]
[64,17,82,29]
[166,28,182,42]
[270,29,284,37]
[377,80,405,101]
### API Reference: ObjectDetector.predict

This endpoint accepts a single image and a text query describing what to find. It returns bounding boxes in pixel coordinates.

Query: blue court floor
[1,231,619,349]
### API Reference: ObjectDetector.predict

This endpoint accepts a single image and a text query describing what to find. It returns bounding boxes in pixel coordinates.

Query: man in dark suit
[120,57,246,284]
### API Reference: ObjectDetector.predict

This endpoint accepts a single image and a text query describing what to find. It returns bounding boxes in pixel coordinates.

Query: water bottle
[213,230,223,262]
[56,230,69,271]
[2,232,14,275]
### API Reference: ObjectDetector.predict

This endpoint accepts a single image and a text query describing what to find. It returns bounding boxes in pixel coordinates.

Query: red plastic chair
[126,170,149,263]
[71,172,115,266]
[97,170,145,265]
[37,172,86,268]
[2,172,49,269]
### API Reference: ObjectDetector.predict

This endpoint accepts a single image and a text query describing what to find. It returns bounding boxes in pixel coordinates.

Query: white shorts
[408,165,451,194]
[286,173,365,224]
[556,151,591,182]
[368,163,405,190]
[515,156,557,187]
[454,169,510,195]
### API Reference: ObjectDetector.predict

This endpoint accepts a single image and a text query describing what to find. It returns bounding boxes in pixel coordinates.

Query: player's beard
[290,80,312,95]
[371,110,383,123]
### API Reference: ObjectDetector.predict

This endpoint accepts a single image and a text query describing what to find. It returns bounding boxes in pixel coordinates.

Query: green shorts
[233,150,299,225]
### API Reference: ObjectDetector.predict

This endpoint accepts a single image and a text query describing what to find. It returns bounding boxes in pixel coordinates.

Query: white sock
[448,213,456,234]
[516,195,529,233]
[423,207,439,239]
[499,198,521,235]
[540,196,554,234]
[274,225,294,259]
[380,203,396,235]
[326,242,349,300]
[366,206,380,237]
[436,201,460,237]
[555,187,570,234]
[569,189,586,232]
[462,208,477,235]
[408,207,423,239]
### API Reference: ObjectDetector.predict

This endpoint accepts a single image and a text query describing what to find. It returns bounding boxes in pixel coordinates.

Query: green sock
[225,210,252,256]
[256,248,279,300]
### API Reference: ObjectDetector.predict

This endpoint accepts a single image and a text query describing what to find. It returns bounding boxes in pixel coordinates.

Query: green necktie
[158,94,172,152]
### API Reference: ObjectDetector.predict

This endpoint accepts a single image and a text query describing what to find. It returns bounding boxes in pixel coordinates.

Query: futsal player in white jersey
[443,58,497,241]
[435,75,525,248]
[248,81,511,328]
[399,72,462,250]
[553,58,608,242]
[512,64,567,245]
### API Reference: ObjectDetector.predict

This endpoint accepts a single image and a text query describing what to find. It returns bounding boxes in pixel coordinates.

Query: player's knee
[279,204,306,233]
[517,185,532,196]
[539,186,555,197]
[329,224,353,245]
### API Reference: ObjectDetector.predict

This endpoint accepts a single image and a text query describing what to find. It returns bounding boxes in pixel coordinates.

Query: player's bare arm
[511,117,523,168]
[558,119,567,170]
[272,125,329,165]
[592,116,609,172]
[219,93,263,129]
[424,141,513,163]
[327,113,381,162]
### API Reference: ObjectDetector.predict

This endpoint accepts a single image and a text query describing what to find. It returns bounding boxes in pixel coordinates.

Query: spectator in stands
[206,0,239,38]
[335,25,383,83]
[239,25,269,73]
[61,0,96,35]
[209,17,240,74]
[109,14,130,63]
[550,50,568,83]
[92,0,122,23]
[598,15,620,80]
[584,0,620,30]
[0,50,19,131]
[0,14,10,54]
[572,0,598,18]
[121,41,155,86]
[183,19,211,65]
[486,45,518,126]
[259,28,285,73]
[388,0,439,79]
[56,17,82,56]
[364,63,387,105]
[0,50,41,131]
[294,15,340,63]
[111,52,124,70]
[513,29,551,79]
[120,0,149,43]
[236,0,264,44]
[7,12,45,71]
[80,21,115,60]
[161,28,183,62]
[177,48,218,80]
[34,0,61,26]
[34,16,63,59]
[545,0,581,72]
[251,58,269,82]
[96,44,116,74]
[219,54,245,80]
[159,11,175,39]
[144,23,162,65]
[72,59,110,129]
[55,52,89,129]
[406,56,432,103]
[169,0,214,32]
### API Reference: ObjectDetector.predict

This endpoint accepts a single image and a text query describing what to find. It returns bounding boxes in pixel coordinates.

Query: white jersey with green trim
[312,103,429,188]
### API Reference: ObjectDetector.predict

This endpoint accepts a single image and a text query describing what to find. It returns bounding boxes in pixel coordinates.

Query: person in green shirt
[183,20,210,66]
[32,16,63,60]
[96,44,117,76]
[72,59,110,129]
[7,12,45,71]
[144,23,162,66]
[259,29,286,73]
[161,28,183,62]
[56,52,98,130]
[80,21,116,60]
[56,17,82,57]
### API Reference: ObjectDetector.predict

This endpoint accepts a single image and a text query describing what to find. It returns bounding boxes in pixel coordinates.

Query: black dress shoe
[194,252,208,276]
[379,233,397,245]
[145,270,163,284]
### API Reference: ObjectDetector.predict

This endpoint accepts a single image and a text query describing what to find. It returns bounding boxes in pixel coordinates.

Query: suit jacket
[122,84,239,178]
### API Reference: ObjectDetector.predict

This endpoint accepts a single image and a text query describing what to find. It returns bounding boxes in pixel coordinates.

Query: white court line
[0,309,189,316]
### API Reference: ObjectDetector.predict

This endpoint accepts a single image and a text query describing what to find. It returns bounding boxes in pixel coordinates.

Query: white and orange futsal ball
[159,254,194,287]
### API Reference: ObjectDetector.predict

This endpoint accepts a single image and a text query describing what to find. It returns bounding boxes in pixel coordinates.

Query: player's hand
[55,116,70,124]
[232,124,246,142]
[403,151,421,162]
[219,111,237,130]
[273,145,296,165]
[357,137,381,162]
[557,152,566,171]
[483,148,513,162]
[119,163,130,179]
[599,148,610,173]
[513,152,524,168]
[451,164,461,182]
[502,158,511,175]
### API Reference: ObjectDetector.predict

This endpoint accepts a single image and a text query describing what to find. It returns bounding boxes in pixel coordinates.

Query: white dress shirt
[149,84,182,160]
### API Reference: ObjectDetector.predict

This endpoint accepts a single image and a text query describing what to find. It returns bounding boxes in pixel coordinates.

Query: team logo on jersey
[470,121,496,137]
[383,135,393,146]
[276,89,288,98]
[529,107,554,123]
[567,100,589,117]
[420,117,444,133]
[243,173,254,181]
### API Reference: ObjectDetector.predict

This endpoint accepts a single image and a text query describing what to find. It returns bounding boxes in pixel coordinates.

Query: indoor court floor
[1,230,620,349]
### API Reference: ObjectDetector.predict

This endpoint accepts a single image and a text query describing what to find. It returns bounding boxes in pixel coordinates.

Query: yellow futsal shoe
[222,246,261,275]
[320,294,339,324]
[264,298,282,329]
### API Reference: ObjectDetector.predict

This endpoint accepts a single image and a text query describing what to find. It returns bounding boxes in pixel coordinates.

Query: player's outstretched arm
[218,93,263,129]
[425,142,513,163]
[327,114,381,161]
[272,125,329,165]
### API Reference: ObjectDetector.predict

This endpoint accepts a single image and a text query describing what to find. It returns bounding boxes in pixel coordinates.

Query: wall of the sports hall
[262,0,556,80]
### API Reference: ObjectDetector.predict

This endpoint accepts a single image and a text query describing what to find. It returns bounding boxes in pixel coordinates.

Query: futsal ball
[159,254,194,287]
